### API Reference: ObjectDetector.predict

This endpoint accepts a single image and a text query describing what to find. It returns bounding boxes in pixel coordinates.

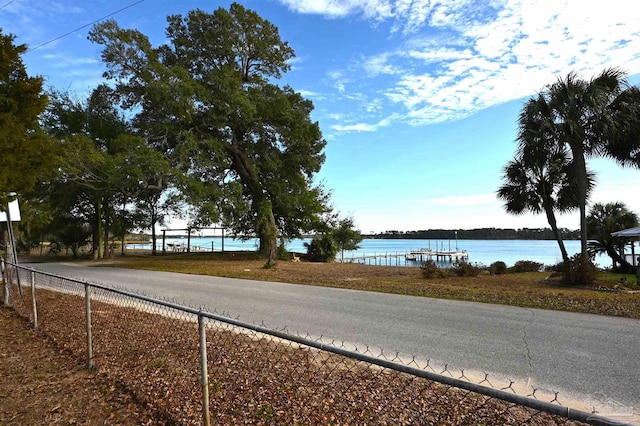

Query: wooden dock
[409,248,469,261]
[342,248,469,266]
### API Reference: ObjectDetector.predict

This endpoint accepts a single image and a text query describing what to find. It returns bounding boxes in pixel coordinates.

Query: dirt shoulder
[0,307,169,425]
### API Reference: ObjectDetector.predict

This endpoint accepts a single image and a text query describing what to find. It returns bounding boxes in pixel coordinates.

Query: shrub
[277,238,291,261]
[509,260,543,273]
[544,261,563,272]
[421,260,446,278]
[562,254,598,285]
[450,260,482,277]
[304,234,337,262]
[489,261,507,275]
[16,239,38,254]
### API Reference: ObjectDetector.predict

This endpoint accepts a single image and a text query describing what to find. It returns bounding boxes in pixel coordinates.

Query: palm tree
[602,86,640,169]
[499,95,595,266]
[586,202,639,272]
[498,137,588,265]
[522,68,640,259]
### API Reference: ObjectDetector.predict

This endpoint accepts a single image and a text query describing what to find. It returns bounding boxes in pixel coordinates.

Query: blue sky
[2,0,640,234]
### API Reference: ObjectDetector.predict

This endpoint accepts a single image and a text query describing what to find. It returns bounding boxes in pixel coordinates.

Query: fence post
[84,283,94,370]
[30,271,38,329]
[2,258,10,306]
[1,258,5,305]
[198,311,211,426]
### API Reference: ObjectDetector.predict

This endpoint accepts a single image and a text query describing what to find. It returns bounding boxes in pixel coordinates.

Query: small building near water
[611,227,640,267]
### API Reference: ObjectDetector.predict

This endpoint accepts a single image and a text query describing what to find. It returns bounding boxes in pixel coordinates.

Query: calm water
[131,237,617,268]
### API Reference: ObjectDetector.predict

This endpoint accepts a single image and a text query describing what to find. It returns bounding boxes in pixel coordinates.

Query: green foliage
[586,202,638,272]
[512,68,640,259]
[48,214,92,258]
[563,254,598,285]
[15,239,37,254]
[450,260,483,277]
[304,234,337,262]
[0,30,55,204]
[277,238,291,261]
[489,261,507,275]
[41,87,145,259]
[88,3,331,263]
[509,260,543,273]
[544,261,568,273]
[333,216,363,262]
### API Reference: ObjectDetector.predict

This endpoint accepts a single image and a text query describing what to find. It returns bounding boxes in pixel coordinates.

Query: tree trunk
[256,200,278,265]
[151,216,157,256]
[569,143,589,259]
[93,198,102,260]
[227,143,278,265]
[544,202,570,265]
[606,246,634,273]
[103,198,110,258]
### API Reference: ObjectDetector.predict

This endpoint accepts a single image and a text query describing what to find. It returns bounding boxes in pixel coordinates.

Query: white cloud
[278,0,394,20]
[317,0,640,127]
[331,114,396,132]
[332,123,378,132]
[362,53,402,77]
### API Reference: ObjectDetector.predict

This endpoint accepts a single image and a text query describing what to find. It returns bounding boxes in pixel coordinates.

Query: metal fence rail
[1,259,635,425]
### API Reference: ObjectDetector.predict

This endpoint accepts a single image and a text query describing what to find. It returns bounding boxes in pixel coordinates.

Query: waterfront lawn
[103,252,640,319]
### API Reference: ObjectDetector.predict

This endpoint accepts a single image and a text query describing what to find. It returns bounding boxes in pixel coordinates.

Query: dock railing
[1,259,635,425]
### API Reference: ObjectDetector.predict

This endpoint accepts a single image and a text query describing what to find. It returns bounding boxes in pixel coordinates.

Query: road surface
[25,262,640,419]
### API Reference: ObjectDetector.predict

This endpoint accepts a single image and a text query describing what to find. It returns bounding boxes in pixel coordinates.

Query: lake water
[130,237,618,268]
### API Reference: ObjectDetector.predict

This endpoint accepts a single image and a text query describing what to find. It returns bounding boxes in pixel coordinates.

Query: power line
[0,0,17,10]
[26,0,144,52]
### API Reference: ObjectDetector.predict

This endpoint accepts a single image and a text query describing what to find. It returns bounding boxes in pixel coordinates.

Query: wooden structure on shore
[160,227,227,254]
[343,248,469,266]
[408,248,469,262]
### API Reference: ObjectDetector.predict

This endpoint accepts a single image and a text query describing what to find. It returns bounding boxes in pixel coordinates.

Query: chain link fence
[1,259,635,425]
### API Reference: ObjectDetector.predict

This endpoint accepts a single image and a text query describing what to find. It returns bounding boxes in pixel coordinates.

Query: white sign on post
[0,199,21,222]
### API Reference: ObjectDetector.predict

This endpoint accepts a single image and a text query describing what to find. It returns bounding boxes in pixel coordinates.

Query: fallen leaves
[4,285,588,425]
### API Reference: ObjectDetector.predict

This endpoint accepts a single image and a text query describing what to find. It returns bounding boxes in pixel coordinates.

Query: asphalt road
[26,262,640,418]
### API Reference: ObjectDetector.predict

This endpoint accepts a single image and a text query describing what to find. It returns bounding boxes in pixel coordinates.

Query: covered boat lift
[611,227,640,267]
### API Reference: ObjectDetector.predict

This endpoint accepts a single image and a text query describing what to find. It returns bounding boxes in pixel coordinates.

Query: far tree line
[370,228,581,240]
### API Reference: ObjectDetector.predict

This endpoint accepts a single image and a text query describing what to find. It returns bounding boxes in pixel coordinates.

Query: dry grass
[0,307,170,425]
[4,287,587,425]
[100,252,640,319]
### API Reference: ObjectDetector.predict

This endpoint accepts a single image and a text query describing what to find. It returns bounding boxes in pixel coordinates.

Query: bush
[562,254,598,285]
[277,238,291,261]
[304,234,337,262]
[509,260,543,273]
[489,261,507,275]
[420,260,448,278]
[16,239,38,254]
[544,261,564,272]
[450,260,482,277]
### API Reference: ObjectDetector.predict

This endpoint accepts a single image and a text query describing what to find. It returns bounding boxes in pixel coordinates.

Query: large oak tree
[89,4,330,264]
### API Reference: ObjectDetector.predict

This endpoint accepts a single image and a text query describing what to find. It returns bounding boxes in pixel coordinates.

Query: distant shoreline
[363,227,580,241]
